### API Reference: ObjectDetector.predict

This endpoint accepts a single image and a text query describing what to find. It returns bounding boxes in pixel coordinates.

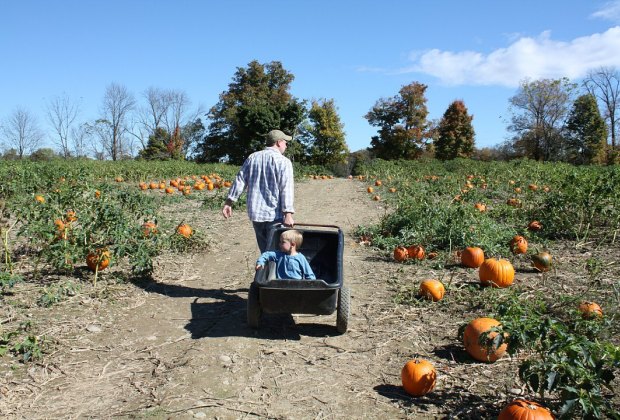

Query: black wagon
[247,223,350,334]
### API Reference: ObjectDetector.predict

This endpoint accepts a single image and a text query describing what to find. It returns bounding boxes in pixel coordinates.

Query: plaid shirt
[227,147,295,222]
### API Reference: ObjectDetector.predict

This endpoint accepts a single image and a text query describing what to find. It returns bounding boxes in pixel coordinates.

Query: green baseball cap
[266,129,292,145]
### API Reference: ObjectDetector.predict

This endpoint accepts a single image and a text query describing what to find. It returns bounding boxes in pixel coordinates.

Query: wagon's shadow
[374,384,499,419]
[132,278,339,340]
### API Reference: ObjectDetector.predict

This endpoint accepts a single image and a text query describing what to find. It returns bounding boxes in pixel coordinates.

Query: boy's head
[279,229,303,252]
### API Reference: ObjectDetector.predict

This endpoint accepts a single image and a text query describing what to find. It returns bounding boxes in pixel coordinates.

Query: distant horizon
[2,0,620,157]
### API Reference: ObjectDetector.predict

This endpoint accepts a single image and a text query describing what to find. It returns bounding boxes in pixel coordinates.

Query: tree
[564,94,607,164]
[365,82,432,160]
[583,67,620,151]
[97,83,136,160]
[303,99,349,166]
[507,78,577,161]
[1,107,43,158]
[435,100,475,160]
[45,93,81,158]
[138,127,171,160]
[196,60,306,164]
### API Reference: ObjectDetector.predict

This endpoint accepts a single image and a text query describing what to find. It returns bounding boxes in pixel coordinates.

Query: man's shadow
[132,277,339,340]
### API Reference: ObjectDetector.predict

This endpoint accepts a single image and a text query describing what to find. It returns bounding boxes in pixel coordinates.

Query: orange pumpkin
[463,317,508,363]
[528,220,542,231]
[460,247,484,268]
[149,182,158,190]
[474,203,486,212]
[115,176,124,182]
[531,252,552,272]
[388,187,397,193]
[479,258,514,288]
[366,186,374,193]
[528,184,539,191]
[506,198,521,207]
[176,224,193,238]
[578,301,603,319]
[509,235,528,255]
[418,279,445,302]
[94,190,101,199]
[374,180,382,186]
[393,246,408,262]
[165,187,175,194]
[142,221,158,237]
[86,249,110,271]
[35,195,45,203]
[65,210,77,223]
[401,359,436,396]
[407,245,425,260]
[498,398,554,420]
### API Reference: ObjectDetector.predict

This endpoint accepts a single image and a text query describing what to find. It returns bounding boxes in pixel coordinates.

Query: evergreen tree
[138,127,169,160]
[365,82,432,160]
[196,60,306,164]
[565,94,608,164]
[435,100,475,160]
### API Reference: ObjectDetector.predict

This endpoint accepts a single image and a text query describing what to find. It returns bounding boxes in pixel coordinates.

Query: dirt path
[6,178,452,419]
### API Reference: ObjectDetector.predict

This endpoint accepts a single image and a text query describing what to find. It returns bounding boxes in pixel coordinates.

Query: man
[222,129,295,253]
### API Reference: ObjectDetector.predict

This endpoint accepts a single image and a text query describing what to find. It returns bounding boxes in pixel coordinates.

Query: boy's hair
[280,229,303,247]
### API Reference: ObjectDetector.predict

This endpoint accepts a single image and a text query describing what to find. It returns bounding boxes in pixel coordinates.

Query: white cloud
[591,0,620,22]
[400,27,620,88]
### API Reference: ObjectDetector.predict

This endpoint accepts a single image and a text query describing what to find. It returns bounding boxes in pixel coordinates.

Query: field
[0,158,619,419]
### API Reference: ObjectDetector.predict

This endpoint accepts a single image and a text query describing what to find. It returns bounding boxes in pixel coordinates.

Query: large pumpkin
[531,252,552,272]
[393,246,408,262]
[578,301,603,319]
[401,359,436,396]
[509,235,528,255]
[86,249,110,272]
[479,258,515,288]
[498,398,555,420]
[463,317,508,363]
[407,245,426,260]
[460,247,484,268]
[418,279,445,302]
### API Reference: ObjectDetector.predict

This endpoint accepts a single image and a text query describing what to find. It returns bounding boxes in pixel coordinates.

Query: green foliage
[138,127,172,160]
[564,94,608,165]
[302,99,349,166]
[365,82,433,160]
[0,322,44,363]
[435,100,475,160]
[38,280,80,307]
[197,60,307,164]
[0,272,23,294]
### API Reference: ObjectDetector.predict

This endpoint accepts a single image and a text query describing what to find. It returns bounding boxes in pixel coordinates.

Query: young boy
[255,229,316,280]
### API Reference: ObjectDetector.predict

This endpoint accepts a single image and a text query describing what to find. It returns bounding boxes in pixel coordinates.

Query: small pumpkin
[86,249,110,272]
[527,220,542,231]
[498,398,554,420]
[578,301,603,319]
[375,180,382,186]
[407,245,425,260]
[509,235,528,255]
[176,223,193,238]
[463,317,508,363]
[35,195,45,204]
[142,221,158,237]
[372,195,380,201]
[506,198,521,207]
[479,258,514,288]
[115,176,124,182]
[418,279,445,302]
[474,203,486,212]
[65,210,77,223]
[393,246,408,262]
[460,247,484,268]
[401,359,436,397]
[165,187,175,194]
[388,187,396,193]
[366,186,374,193]
[531,252,552,272]
[528,184,539,191]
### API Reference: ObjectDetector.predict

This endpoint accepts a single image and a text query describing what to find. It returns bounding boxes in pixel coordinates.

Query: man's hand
[255,264,264,271]
[222,204,233,219]
[283,212,294,227]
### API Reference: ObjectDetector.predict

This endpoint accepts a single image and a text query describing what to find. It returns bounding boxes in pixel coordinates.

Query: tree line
[1,61,618,166]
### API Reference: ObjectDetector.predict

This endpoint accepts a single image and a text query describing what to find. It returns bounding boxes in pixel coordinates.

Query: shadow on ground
[132,278,342,340]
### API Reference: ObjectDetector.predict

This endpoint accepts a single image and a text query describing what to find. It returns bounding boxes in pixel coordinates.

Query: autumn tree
[507,78,576,161]
[435,100,475,160]
[45,93,81,158]
[365,82,432,160]
[196,60,306,164]
[583,67,619,152]
[1,107,43,158]
[564,94,607,165]
[302,99,349,166]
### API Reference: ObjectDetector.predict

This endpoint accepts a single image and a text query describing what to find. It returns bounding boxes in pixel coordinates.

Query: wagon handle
[292,223,341,230]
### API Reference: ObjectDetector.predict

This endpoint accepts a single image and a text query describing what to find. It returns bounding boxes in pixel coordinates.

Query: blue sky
[2,0,620,154]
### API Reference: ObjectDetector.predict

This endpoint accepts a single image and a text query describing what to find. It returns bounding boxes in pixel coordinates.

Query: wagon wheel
[247,282,261,328]
[336,286,350,334]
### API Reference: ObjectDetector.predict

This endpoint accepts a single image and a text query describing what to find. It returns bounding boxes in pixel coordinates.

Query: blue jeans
[252,220,281,253]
